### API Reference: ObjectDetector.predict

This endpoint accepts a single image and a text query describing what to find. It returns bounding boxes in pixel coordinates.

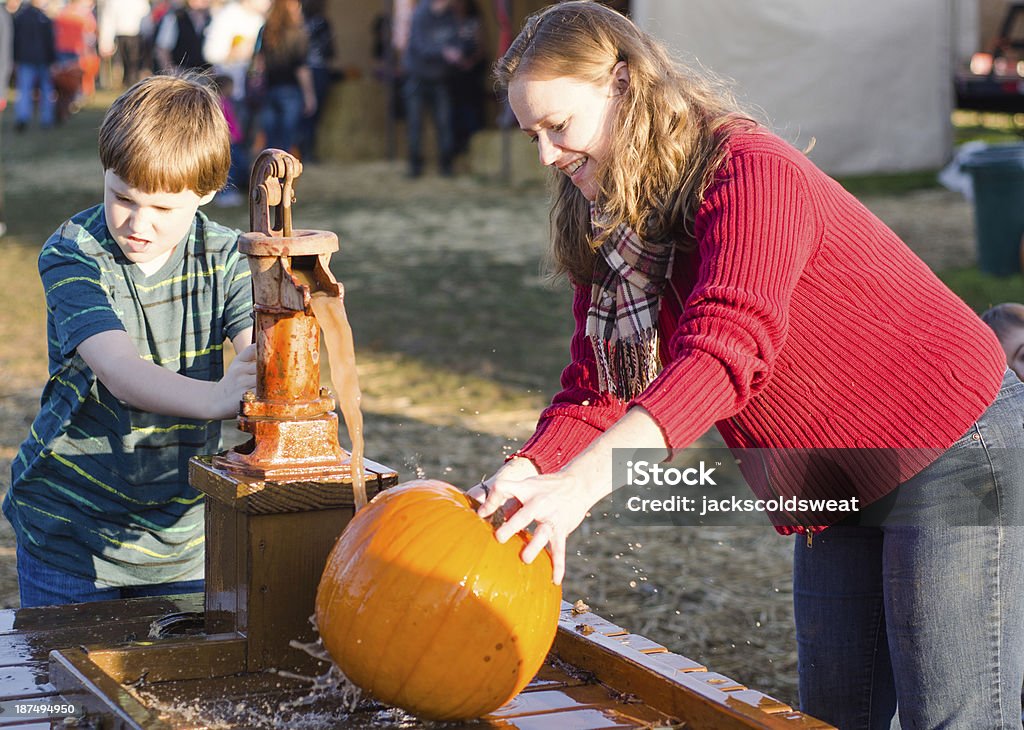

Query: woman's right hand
[466,456,538,510]
[475,465,595,586]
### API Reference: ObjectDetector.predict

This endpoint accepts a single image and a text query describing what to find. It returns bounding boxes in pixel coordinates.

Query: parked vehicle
[955,1,1024,113]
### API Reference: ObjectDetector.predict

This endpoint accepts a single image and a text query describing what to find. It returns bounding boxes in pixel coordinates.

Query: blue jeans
[260,84,303,154]
[14,63,55,127]
[794,370,1024,728]
[16,542,203,608]
[403,75,455,171]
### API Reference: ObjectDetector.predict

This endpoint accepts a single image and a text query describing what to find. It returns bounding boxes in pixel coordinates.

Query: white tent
[631,0,979,175]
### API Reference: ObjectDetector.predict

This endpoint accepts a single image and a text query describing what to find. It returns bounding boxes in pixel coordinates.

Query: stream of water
[309,291,367,510]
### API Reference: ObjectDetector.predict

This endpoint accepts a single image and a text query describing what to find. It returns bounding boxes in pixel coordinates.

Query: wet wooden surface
[0,594,204,727]
[0,594,833,729]
[189,455,397,514]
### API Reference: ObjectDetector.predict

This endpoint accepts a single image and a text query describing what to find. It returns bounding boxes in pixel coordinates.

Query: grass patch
[338,252,574,392]
[836,170,942,197]
[938,268,1024,312]
[953,110,1024,145]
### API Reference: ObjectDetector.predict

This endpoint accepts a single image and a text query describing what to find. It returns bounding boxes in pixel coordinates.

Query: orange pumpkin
[315,479,562,721]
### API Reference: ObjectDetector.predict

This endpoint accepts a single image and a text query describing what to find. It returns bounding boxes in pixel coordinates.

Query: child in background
[981,302,1024,380]
[214,74,248,207]
[4,73,256,608]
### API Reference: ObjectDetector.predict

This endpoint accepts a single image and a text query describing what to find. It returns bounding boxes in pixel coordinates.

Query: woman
[252,0,315,154]
[470,3,1024,728]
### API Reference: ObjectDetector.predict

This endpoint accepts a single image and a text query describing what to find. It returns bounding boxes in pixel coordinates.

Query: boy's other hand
[212,343,257,419]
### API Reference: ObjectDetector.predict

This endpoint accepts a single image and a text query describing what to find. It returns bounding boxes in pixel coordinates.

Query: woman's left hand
[476,470,595,585]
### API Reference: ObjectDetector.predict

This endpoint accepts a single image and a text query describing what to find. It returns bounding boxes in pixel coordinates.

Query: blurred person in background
[97,0,148,88]
[449,0,484,157]
[138,0,171,74]
[12,0,56,131]
[203,0,269,103]
[296,0,332,162]
[251,0,314,154]
[154,0,211,72]
[402,0,464,177]
[0,1,11,236]
[53,0,98,117]
[212,73,247,207]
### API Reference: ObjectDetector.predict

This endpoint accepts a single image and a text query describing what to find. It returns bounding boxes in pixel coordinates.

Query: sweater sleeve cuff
[511,415,607,474]
[631,351,742,451]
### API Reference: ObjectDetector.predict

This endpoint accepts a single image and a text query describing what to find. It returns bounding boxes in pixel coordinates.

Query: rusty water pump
[213,149,351,481]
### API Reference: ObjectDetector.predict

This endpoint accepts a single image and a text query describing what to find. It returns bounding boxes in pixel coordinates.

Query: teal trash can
[961,143,1024,276]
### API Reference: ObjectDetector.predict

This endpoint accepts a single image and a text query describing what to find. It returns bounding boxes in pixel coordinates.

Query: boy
[981,302,1024,381]
[4,73,256,607]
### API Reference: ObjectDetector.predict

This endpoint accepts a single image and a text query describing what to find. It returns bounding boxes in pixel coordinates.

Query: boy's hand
[77,330,257,421]
[211,343,257,419]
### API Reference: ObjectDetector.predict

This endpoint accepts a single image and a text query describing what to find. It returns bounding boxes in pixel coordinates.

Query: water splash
[133,631,425,729]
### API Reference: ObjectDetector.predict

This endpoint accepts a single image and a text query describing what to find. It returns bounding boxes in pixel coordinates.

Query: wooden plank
[552,626,832,729]
[131,677,376,729]
[84,634,247,684]
[646,652,707,673]
[725,690,792,715]
[492,686,608,717]
[492,684,672,724]
[49,647,170,730]
[499,708,640,729]
[0,721,53,729]
[522,662,591,692]
[204,498,246,636]
[563,614,629,638]
[190,455,398,514]
[245,508,349,672]
[0,594,204,635]
[124,670,313,705]
[0,665,55,698]
[0,614,212,668]
[613,634,668,654]
[687,672,747,693]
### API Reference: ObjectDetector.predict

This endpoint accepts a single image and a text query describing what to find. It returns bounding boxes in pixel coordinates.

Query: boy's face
[999,325,1024,381]
[103,170,214,268]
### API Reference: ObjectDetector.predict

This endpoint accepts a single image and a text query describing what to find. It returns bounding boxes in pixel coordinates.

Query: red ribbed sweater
[516,128,1005,519]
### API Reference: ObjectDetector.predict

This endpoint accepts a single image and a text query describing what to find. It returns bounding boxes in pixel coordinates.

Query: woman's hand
[471,407,669,586]
[475,466,596,586]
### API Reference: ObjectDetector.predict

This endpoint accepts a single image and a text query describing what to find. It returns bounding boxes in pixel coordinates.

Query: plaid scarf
[586,206,676,400]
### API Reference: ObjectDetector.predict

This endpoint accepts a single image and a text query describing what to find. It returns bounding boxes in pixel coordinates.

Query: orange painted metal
[213,149,351,480]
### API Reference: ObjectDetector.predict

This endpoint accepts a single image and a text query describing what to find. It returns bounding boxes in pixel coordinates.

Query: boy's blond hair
[99,73,231,197]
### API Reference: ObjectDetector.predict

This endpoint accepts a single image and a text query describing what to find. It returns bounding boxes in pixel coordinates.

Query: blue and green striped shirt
[5,204,253,586]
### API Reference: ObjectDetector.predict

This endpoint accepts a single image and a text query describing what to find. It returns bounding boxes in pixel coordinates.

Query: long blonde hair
[262,0,308,67]
[495,1,753,284]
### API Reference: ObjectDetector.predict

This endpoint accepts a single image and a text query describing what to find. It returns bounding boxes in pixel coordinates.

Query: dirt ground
[0,103,981,707]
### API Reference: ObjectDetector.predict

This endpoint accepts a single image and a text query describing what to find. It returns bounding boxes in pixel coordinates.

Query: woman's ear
[612,60,630,95]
